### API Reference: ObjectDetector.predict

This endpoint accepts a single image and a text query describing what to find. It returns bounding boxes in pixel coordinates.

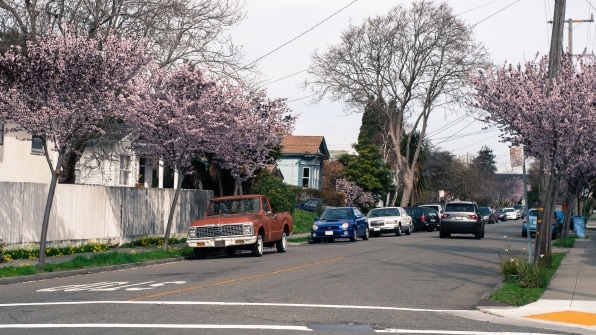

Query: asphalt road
[0,219,575,334]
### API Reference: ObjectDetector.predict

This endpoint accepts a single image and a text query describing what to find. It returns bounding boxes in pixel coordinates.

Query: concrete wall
[0,182,213,248]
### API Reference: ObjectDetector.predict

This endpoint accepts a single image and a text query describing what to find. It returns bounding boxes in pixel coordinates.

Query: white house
[0,122,154,187]
[278,135,329,190]
[0,123,56,183]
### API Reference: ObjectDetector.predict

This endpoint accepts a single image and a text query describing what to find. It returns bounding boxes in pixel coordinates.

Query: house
[0,123,55,183]
[278,135,329,190]
[0,122,158,187]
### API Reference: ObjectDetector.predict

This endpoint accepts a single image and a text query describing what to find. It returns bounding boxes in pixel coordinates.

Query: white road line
[0,324,312,331]
[0,300,455,312]
[0,324,561,334]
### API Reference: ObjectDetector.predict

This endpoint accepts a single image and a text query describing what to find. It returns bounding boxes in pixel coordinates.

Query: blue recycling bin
[572,216,586,238]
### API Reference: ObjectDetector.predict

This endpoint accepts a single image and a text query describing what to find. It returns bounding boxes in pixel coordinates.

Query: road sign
[510,146,523,168]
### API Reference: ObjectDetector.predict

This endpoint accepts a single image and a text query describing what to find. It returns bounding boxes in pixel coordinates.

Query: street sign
[510,146,523,168]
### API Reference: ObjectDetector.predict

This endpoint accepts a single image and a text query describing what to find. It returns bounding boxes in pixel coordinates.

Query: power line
[244,0,359,69]
[472,0,522,27]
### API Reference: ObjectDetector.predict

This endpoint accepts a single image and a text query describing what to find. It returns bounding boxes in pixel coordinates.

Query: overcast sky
[230,0,595,173]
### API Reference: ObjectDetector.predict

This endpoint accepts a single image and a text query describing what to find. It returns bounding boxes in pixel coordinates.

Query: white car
[420,204,444,217]
[503,207,518,220]
[366,207,413,237]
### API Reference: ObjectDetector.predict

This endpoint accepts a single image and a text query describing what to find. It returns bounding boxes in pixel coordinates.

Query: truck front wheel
[193,248,207,259]
[251,234,264,257]
[276,232,287,253]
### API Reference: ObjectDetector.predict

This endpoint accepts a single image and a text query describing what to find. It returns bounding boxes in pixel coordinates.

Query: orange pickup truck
[186,194,293,259]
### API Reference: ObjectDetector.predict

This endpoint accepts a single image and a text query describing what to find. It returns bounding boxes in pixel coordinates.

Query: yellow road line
[129,257,344,301]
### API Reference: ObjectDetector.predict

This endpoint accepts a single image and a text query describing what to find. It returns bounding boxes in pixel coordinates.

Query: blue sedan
[311,207,369,243]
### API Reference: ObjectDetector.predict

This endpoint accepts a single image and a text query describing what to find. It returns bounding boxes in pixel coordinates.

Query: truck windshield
[208,198,260,215]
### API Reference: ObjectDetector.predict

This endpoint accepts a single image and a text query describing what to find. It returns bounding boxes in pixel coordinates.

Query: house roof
[281,135,329,158]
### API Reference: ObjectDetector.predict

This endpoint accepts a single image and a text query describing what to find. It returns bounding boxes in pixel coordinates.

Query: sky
[230,0,595,173]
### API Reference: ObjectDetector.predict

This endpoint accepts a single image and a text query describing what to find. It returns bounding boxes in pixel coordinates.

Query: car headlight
[312,224,318,230]
[341,222,349,229]
[243,223,253,235]
[188,228,196,238]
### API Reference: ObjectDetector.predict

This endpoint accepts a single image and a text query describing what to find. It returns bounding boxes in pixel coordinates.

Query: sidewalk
[478,224,596,334]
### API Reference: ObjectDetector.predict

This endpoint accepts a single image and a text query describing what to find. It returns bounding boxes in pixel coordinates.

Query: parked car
[479,207,499,224]
[495,208,507,222]
[294,198,322,212]
[404,206,440,232]
[420,203,444,217]
[439,201,484,239]
[311,207,369,243]
[503,207,518,220]
[513,204,526,219]
[522,208,559,239]
[366,207,413,237]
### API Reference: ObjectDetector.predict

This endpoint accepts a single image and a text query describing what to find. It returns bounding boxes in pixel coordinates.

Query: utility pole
[549,14,594,57]
[536,0,566,262]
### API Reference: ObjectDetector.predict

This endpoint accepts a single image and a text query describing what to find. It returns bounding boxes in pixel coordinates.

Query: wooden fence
[0,182,212,248]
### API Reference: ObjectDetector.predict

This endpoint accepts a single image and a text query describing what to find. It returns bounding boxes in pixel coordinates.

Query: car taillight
[420,215,426,222]
[441,214,449,219]
[468,214,478,220]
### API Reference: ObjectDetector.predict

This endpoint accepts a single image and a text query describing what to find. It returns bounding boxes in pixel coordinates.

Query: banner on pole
[510,146,523,168]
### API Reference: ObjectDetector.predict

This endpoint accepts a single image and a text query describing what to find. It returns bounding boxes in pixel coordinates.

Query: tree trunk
[400,167,414,207]
[562,194,578,240]
[162,173,185,251]
[39,149,64,267]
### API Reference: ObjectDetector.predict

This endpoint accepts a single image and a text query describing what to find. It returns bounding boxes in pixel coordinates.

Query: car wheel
[251,234,264,257]
[475,230,481,239]
[522,230,527,238]
[193,248,207,259]
[405,225,412,235]
[350,227,357,242]
[276,232,287,253]
[481,227,485,238]
[395,225,402,236]
[362,227,369,240]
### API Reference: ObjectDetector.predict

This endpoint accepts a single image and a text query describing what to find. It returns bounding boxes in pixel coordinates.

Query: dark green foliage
[337,98,394,201]
[252,171,297,213]
[471,145,497,175]
[292,209,318,233]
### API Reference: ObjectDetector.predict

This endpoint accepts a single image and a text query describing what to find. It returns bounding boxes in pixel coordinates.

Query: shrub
[497,246,549,288]
[252,171,296,213]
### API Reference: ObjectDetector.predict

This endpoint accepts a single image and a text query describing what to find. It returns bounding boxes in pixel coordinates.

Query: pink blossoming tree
[212,89,295,195]
[0,33,152,266]
[123,66,295,249]
[335,178,375,210]
[470,54,596,259]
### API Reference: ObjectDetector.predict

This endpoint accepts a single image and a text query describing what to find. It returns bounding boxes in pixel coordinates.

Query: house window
[302,167,310,188]
[119,155,131,185]
[31,135,44,154]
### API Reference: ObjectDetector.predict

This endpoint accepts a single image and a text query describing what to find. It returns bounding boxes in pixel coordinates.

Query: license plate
[373,227,380,231]
[325,230,333,236]
[430,219,436,222]
[456,216,464,220]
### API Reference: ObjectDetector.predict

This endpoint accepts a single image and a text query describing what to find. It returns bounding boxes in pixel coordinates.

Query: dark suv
[439,201,484,239]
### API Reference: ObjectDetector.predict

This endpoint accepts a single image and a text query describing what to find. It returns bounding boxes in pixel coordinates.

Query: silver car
[439,201,484,239]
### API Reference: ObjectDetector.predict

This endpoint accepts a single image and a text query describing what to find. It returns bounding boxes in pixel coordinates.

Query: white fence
[0,182,213,248]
